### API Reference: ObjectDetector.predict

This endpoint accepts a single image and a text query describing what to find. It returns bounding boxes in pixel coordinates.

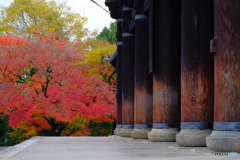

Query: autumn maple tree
[0,34,116,137]
[79,31,117,136]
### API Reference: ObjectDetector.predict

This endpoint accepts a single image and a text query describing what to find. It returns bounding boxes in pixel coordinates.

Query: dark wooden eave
[104,50,117,68]
[105,0,122,19]
[123,0,134,7]
[144,0,149,13]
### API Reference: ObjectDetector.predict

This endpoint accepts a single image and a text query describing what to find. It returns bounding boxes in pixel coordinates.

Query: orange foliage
[0,34,116,136]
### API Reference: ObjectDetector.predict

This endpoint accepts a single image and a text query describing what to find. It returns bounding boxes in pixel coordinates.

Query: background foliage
[97,21,117,44]
[0,0,88,40]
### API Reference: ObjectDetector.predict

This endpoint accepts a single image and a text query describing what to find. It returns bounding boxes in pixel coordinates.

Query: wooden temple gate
[105,0,240,152]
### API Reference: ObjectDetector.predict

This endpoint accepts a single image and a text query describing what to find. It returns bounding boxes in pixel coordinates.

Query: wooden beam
[214,0,240,128]
[115,19,123,129]
[206,1,240,152]
[177,0,214,147]
[152,0,181,130]
[133,0,153,129]
[181,0,214,126]
[121,7,135,129]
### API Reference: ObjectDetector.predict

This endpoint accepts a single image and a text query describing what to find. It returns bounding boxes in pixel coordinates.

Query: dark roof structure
[104,50,117,68]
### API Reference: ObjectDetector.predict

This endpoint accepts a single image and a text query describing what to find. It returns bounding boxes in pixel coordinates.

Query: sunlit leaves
[81,33,117,85]
[0,0,88,40]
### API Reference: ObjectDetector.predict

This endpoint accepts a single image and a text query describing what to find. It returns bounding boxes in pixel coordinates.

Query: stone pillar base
[119,128,133,137]
[131,128,151,139]
[206,131,240,152]
[114,128,122,136]
[176,129,212,147]
[148,128,179,142]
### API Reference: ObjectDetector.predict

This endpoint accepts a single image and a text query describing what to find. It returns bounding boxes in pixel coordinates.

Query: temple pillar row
[106,0,240,152]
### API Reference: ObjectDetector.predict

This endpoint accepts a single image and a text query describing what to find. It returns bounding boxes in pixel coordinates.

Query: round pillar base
[148,128,179,142]
[176,129,212,147]
[206,131,240,152]
[119,128,133,137]
[131,128,151,139]
[114,128,122,136]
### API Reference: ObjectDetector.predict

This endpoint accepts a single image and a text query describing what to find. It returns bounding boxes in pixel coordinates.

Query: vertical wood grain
[181,0,214,122]
[134,0,153,126]
[121,7,135,125]
[152,0,181,126]
[214,0,240,122]
[116,20,123,125]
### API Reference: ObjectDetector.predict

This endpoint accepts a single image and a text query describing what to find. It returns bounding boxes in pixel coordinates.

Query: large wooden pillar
[176,0,214,147]
[104,0,123,135]
[148,0,181,142]
[131,0,153,139]
[206,0,240,152]
[119,3,135,137]
[114,18,123,135]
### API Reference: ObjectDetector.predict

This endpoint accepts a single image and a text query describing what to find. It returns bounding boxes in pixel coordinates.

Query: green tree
[0,115,10,146]
[0,0,88,40]
[0,115,17,146]
[88,120,113,136]
[97,21,117,44]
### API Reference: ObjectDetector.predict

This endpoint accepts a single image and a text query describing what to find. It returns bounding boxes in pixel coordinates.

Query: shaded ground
[0,136,239,160]
[0,147,8,152]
